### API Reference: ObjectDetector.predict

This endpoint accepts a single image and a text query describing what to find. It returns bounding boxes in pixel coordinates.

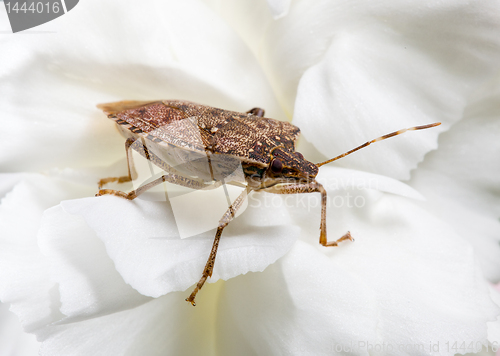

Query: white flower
[1,0,500,355]
[0,302,40,355]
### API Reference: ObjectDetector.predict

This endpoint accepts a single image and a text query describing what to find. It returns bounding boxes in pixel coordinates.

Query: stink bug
[96,100,440,306]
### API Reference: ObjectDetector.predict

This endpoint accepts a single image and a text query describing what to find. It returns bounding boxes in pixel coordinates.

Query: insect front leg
[98,138,138,189]
[185,187,250,306]
[262,181,353,247]
[246,107,265,117]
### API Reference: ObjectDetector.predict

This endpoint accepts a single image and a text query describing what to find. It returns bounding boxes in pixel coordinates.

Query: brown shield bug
[96,100,440,305]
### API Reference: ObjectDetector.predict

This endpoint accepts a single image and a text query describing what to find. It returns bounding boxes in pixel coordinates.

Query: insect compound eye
[271,158,283,173]
[295,152,304,159]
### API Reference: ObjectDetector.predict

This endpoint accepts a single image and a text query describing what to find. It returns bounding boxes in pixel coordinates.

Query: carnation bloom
[1,0,500,355]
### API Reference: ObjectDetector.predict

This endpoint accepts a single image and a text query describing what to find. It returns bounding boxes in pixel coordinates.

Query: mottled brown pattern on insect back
[113,102,204,150]
[207,116,300,164]
[116,101,187,131]
[113,100,301,166]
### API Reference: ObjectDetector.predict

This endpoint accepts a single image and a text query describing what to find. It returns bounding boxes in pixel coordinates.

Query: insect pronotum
[96,100,440,306]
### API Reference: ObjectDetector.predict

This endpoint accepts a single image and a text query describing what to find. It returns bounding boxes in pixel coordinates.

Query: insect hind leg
[185,187,250,306]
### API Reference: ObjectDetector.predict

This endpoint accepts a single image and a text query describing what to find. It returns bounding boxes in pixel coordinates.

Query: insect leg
[98,138,138,189]
[96,172,208,200]
[246,107,265,117]
[185,187,250,306]
[97,137,220,199]
[262,181,353,247]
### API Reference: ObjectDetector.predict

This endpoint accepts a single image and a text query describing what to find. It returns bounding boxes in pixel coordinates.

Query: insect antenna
[316,122,441,167]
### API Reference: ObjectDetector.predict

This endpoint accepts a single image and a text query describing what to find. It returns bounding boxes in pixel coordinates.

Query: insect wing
[96,100,159,116]
[101,101,244,184]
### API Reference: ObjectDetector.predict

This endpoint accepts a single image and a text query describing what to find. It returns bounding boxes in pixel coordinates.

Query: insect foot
[95,189,137,200]
[321,231,354,247]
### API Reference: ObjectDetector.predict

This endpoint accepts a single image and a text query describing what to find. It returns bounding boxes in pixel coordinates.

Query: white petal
[0,0,284,172]
[0,173,27,200]
[0,6,10,33]
[219,241,378,355]
[0,302,41,356]
[62,193,299,298]
[37,205,152,323]
[0,170,222,354]
[293,37,444,179]
[0,174,93,331]
[487,284,500,346]
[410,79,500,281]
[261,0,500,178]
[317,166,424,200]
[220,189,498,355]
[36,292,216,356]
[202,0,275,61]
[266,0,291,19]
